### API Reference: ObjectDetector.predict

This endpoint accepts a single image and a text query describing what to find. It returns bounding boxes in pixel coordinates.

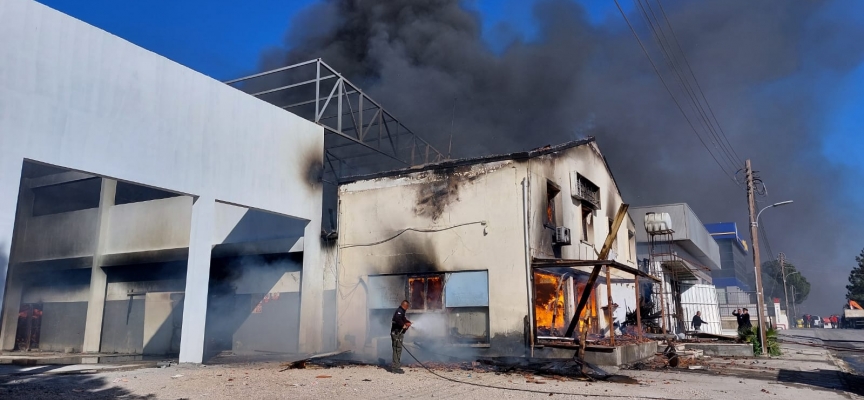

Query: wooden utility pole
[746,159,768,353]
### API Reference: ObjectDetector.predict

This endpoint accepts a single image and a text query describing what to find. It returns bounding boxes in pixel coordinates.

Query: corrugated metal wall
[680,284,722,335]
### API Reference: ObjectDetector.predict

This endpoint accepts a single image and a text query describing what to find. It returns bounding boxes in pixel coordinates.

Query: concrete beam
[82,178,116,352]
[28,171,96,189]
[179,197,215,363]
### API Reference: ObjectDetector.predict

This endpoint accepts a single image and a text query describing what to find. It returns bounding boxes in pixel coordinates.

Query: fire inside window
[408,275,444,311]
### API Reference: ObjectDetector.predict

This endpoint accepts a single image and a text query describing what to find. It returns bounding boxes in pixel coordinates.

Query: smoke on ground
[258,0,864,314]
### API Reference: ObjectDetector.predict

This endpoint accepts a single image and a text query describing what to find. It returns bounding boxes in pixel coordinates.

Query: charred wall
[205,253,304,357]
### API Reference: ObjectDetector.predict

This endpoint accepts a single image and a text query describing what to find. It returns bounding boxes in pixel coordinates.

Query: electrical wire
[634,0,741,175]
[654,0,743,165]
[613,0,739,184]
[399,343,691,400]
[339,221,486,249]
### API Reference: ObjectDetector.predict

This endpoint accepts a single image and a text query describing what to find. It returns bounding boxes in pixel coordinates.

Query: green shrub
[739,326,780,356]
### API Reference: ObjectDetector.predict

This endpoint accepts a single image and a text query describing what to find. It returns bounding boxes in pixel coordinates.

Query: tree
[761,259,810,304]
[845,248,864,303]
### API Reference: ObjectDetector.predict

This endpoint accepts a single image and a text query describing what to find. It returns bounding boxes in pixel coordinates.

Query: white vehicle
[811,315,824,328]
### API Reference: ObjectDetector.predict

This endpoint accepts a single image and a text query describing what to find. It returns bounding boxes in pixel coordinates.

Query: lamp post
[751,200,793,352]
[782,265,800,329]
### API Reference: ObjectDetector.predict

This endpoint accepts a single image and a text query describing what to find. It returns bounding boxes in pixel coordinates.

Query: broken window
[534,272,567,337]
[628,230,636,261]
[546,181,560,227]
[572,174,600,210]
[581,206,594,244]
[408,275,444,311]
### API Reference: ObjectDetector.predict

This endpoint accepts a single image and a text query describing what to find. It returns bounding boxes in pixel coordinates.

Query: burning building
[334,138,658,359]
[0,0,328,363]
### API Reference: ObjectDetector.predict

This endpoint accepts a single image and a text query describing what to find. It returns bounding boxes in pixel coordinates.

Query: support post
[635,276,642,338]
[82,178,117,352]
[606,267,614,345]
[660,275,667,335]
[746,159,768,353]
[780,252,790,328]
[179,197,215,363]
[565,265,602,338]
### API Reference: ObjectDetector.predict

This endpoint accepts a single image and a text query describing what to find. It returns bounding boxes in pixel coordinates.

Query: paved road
[783,328,864,372]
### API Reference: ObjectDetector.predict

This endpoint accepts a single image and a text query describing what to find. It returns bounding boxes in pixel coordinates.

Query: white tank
[644,212,673,233]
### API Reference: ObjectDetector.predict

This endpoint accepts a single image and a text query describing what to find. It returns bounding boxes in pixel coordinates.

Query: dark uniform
[390,306,411,371]
[691,314,706,331]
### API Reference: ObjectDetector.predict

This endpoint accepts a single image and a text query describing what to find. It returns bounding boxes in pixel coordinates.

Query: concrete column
[0,161,26,350]
[82,178,117,353]
[297,216,323,353]
[179,197,215,363]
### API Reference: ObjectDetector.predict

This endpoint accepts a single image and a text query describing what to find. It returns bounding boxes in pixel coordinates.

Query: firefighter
[390,300,412,373]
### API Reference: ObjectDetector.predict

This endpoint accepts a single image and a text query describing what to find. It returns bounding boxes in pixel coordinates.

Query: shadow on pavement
[0,371,156,399]
[777,368,864,396]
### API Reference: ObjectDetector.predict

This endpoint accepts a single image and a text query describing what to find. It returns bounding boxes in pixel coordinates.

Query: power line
[613,0,738,184]
[634,0,742,175]
[655,0,742,165]
[634,0,741,175]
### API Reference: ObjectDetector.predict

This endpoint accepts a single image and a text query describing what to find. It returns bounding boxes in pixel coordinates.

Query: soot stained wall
[39,302,87,352]
[101,299,145,354]
[232,292,301,354]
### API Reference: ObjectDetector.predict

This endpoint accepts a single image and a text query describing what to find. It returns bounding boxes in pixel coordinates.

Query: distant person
[841,315,847,329]
[804,314,811,328]
[691,311,707,332]
[390,300,412,374]
[831,315,839,329]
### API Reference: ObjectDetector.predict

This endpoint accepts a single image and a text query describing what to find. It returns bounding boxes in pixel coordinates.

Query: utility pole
[746,159,768,353]
[779,252,790,329]
[791,286,798,326]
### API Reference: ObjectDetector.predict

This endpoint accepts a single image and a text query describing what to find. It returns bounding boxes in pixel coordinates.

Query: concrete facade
[335,139,638,358]
[0,0,325,363]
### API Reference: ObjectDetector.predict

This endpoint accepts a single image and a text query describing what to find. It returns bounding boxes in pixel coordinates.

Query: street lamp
[755,201,794,225]
[751,200,793,352]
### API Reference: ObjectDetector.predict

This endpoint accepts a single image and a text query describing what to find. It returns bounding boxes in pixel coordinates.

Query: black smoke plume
[259,0,864,314]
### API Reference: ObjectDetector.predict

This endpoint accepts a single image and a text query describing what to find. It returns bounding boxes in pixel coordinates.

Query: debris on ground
[280,350,352,371]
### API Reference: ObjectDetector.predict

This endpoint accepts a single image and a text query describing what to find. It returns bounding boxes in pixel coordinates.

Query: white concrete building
[0,0,327,363]
[631,204,723,335]
[335,138,654,358]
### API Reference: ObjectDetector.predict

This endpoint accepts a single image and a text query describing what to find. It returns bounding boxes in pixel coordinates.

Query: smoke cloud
[260,0,864,314]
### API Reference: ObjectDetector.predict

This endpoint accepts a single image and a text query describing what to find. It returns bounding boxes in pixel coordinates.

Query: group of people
[802,314,843,328]
[732,308,753,334]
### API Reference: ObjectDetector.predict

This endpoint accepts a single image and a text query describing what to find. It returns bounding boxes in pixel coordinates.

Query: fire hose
[399,343,691,400]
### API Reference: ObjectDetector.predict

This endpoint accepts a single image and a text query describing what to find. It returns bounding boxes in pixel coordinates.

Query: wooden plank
[606,267,614,346]
[563,204,630,338]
